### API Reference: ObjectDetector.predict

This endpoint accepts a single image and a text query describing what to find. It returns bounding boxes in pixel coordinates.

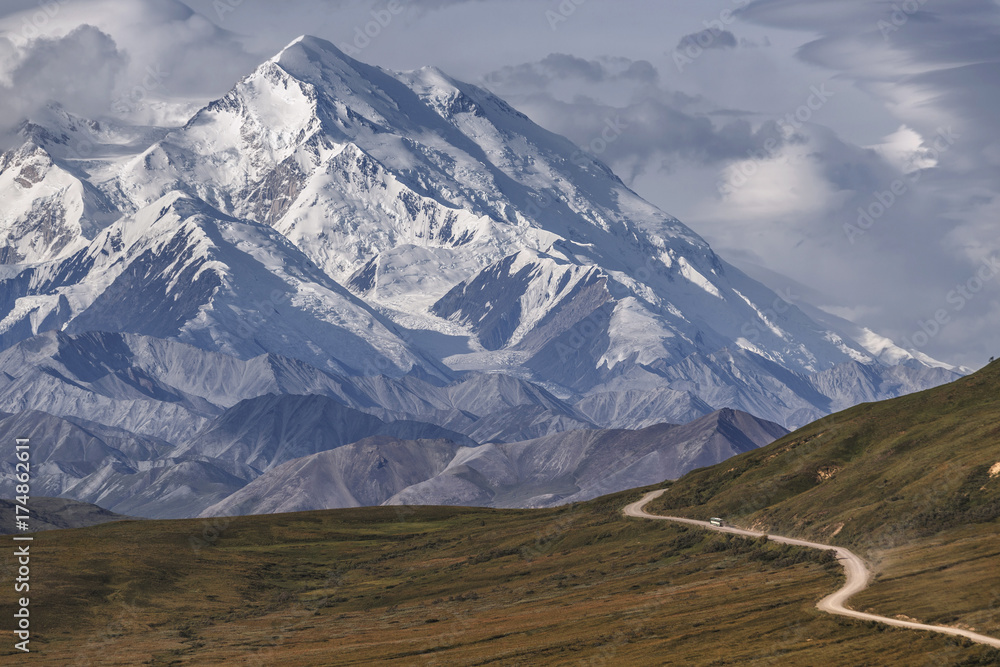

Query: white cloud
[0,0,260,127]
[867,126,938,173]
[0,25,126,142]
[714,139,844,221]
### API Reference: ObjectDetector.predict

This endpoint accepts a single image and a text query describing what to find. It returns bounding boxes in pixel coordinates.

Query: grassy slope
[648,359,1000,638]
[2,490,994,665]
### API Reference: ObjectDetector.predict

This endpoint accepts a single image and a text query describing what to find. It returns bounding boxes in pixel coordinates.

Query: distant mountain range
[0,331,785,518]
[0,496,131,533]
[0,36,964,518]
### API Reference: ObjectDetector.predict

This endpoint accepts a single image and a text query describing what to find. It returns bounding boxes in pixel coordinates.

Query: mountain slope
[0,497,131,533]
[7,495,980,665]
[177,393,474,472]
[573,387,714,428]
[198,407,784,516]
[200,436,463,515]
[392,408,786,508]
[238,38,891,381]
[0,330,596,443]
[0,331,223,443]
[0,191,447,377]
[0,35,962,432]
[0,409,171,498]
[649,359,1000,551]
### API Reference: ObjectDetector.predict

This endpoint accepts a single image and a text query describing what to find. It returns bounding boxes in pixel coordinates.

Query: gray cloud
[486,53,660,87]
[0,25,126,145]
[712,0,1000,368]
[483,54,785,179]
[677,28,738,51]
[0,0,262,128]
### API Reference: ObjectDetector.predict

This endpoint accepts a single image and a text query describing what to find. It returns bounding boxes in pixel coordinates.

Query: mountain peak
[275,35,348,60]
[270,34,365,83]
[0,40,963,434]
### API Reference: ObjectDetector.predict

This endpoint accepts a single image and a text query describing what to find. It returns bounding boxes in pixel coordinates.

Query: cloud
[482,54,786,181]
[0,25,126,144]
[695,112,1000,361]
[739,0,1000,154]
[0,0,261,127]
[676,28,738,52]
[486,53,660,88]
[722,0,1000,367]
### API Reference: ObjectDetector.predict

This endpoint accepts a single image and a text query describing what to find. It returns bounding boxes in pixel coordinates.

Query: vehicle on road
[709,517,724,527]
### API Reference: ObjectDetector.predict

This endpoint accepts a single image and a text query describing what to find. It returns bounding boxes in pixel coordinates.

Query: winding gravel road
[624,489,1000,649]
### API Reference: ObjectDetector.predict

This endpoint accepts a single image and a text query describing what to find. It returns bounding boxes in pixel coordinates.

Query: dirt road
[624,489,1000,649]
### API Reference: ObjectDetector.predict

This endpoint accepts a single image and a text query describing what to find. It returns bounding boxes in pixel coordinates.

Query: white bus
[709,517,724,527]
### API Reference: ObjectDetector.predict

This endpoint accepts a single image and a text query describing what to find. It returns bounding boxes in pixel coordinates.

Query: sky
[0,0,997,369]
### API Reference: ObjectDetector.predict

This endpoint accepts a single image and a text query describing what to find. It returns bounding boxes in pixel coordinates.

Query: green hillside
[649,359,1000,549]
[2,490,994,665]
[648,358,1000,637]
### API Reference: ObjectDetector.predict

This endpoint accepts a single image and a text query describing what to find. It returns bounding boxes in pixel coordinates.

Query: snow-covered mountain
[0,36,964,517]
[1,189,446,375]
[101,37,891,383]
[0,36,960,423]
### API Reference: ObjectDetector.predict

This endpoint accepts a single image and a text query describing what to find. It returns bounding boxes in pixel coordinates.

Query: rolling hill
[3,490,997,665]
[648,358,1000,551]
[646,358,1000,641]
